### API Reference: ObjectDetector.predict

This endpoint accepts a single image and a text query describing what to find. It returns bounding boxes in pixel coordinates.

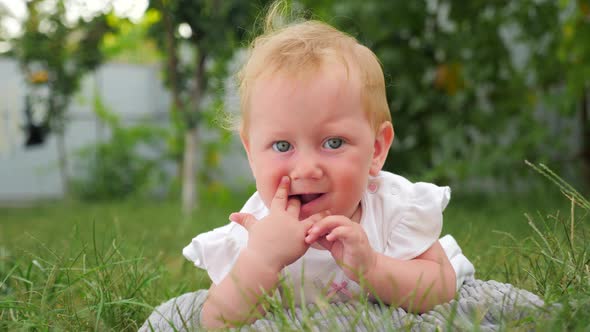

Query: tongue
[300,194,320,204]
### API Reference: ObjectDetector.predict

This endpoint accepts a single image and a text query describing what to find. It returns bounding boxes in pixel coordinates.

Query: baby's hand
[305,215,377,282]
[231,176,328,272]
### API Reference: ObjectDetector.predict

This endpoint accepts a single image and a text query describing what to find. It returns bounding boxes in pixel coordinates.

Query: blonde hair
[235,3,391,135]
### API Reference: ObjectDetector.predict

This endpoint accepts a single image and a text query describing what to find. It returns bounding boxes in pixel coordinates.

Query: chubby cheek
[334,154,371,208]
[336,173,366,207]
[256,178,279,209]
[253,160,289,209]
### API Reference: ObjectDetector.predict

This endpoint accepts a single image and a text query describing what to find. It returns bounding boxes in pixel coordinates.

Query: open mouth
[290,193,323,205]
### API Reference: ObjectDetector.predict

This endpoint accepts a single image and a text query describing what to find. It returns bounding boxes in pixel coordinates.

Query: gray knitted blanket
[140,279,548,331]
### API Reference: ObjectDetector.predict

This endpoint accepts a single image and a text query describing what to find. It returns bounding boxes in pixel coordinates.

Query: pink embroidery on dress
[326,280,352,299]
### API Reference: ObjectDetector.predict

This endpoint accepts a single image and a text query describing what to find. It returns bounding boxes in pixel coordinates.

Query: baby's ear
[370,122,394,176]
[240,129,249,153]
[240,130,256,175]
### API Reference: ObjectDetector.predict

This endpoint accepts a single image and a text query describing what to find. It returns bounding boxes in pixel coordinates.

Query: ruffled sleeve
[383,178,450,260]
[182,192,268,285]
[439,234,475,289]
[182,223,248,285]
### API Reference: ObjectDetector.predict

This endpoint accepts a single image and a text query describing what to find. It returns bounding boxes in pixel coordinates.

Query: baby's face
[242,64,382,220]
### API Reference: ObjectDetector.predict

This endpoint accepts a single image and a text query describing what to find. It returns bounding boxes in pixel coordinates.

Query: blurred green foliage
[4,0,588,199]
[12,0,114,134]
[141,0,273,212]
[100,11,163,64]
[302,0,589,189]
[70,95,171,200]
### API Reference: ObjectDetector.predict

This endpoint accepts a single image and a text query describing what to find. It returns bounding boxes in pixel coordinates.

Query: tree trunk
[162,9,184,181]
[182,127,198,214]
[581,87,590,188]
[181,50,208,215]
[161,6,197,214]
[56,130,69,198]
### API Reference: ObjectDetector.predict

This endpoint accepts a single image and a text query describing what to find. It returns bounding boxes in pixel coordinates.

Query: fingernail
[229,213,238,222]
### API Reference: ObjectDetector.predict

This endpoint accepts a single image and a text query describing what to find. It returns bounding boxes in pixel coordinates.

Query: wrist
[241,248,284,275]
[360,251,381,287]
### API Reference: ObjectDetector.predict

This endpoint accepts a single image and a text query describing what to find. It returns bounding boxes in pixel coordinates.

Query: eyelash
[271,138,346,152]
[323,137,344,150]
[272,141,292,152]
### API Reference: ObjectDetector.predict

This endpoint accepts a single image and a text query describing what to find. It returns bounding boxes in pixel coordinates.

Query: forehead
[250,61,361,110]
[244,62,369,137]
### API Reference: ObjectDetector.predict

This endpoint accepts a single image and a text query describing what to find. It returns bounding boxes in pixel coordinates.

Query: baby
[183,9,475,329]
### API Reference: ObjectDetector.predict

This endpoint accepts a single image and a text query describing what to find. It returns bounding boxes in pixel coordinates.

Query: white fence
[0,57,250,202]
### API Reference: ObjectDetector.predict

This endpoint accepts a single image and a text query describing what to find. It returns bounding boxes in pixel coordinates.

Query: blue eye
[323,138,344,149]
[272,141,292,152]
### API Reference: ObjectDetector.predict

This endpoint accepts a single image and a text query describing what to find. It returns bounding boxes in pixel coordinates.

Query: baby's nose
[290,156,323,180]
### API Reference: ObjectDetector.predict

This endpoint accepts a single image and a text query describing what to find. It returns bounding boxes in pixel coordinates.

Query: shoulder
[366,171,450,259]
[369,171,451,210]
[182,191,268,284]
[240,191,269,218]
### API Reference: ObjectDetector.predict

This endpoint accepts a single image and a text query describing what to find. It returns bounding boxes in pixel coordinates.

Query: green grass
[0,197,247,331]
[443,189,569,287]
[1,170,588,330]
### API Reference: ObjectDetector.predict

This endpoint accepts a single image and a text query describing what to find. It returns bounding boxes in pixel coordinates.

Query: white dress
[183,171,475,304]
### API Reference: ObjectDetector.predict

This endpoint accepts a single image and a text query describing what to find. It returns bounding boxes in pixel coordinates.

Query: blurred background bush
[0,0,588,211]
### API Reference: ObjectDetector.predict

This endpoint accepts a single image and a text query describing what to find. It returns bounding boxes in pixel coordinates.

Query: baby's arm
[201,177,326,328]
[200,247,283,328]
[306,216,455,312]
[364,241,456,312]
